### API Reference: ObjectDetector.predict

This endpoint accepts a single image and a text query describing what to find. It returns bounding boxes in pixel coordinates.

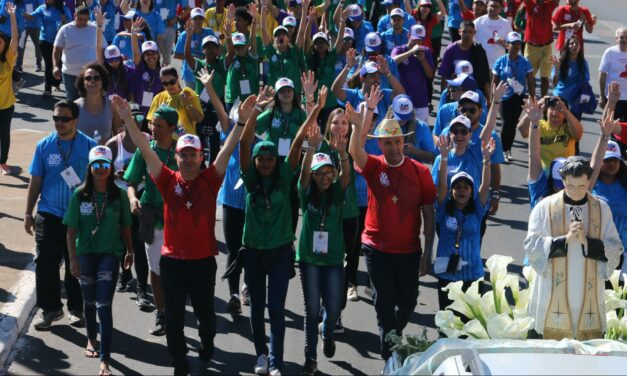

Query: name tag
[239,80,251,95]
[142,91,154,108]
[26,4,33,13]
[114,14,120,30]
[160,8,169,19]
[61,166,81,189]
[278,138,291,157]
[313,231,328,254]
[199,88,210,103]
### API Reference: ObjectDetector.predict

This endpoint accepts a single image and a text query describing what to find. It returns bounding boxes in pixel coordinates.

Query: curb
[0,261,37,368]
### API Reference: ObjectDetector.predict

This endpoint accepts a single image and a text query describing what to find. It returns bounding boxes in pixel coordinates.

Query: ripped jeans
[77,254,119,362]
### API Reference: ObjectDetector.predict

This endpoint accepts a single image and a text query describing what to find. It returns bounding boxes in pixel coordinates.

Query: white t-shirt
[599,45,627,100]
[54,22,107,76]
[474,15,512,68]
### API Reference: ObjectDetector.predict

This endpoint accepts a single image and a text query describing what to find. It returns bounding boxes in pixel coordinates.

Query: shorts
[145,229,164,276]
[524,43,553,78]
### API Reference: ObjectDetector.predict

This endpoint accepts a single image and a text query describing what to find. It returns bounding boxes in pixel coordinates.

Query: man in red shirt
[111,94,254,374]
[523,0,559,98]
[349,105,436,362]
[552,0,595,51]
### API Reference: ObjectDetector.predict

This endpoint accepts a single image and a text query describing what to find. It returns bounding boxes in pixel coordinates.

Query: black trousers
[0,105,14,164]
[160,255,217,365]
[39,40,61,92]
[119,213,149,290]
[449,27,461,42]
[222,204,245,295]
[500,94,525,152]
[341,216,359,310]
[34,212,83,313]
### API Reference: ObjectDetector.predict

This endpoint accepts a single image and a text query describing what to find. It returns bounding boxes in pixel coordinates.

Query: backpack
[571,81,598,115]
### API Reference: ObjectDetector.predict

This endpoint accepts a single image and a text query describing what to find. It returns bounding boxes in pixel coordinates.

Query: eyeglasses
[459,107,477,115]
[84,75,101,82]
[52,115,74,123]
[161,78,177,87]
[451,128,469,136]
[91,161,111,170]
[313,171,334,178]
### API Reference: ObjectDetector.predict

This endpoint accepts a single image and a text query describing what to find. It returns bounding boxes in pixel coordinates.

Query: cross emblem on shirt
[185,201,192,209]
[391,195,399,204]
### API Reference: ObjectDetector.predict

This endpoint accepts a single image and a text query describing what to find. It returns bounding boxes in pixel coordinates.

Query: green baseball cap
[153,105,179,126]
[253,141,278,158]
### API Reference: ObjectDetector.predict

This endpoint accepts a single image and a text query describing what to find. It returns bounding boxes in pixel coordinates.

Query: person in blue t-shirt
[390,94,436,163]
[16,0,43,72]
[433,133,495,311]
[342,4,373,54]
[347,32,399,91]
[376,0,415,33]
[379,8,409,55]
[551,36,590,121]
[24,100,97,330]
[173,8,215,88]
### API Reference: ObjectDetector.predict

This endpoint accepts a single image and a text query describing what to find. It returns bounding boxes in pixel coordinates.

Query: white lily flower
[503,274,520,304]
[443,280,465,302]
[435,310,465,338]
[607,310,620,330]
[486,255,514,285]
[486,313,534,339]
[463,319,490,339]
[609,270,621,293]
[516,288,530,310]
[446,299,475,320]
[620,315,627,340]
[522,266,537,286]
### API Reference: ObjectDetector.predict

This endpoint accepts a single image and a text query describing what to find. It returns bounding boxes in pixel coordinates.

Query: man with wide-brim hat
[349,110,436,362]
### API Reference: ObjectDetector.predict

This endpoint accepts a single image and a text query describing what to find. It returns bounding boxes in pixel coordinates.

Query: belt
[527,41,552,47]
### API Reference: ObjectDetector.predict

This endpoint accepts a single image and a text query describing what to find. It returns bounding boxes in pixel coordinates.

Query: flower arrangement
[604,270,627,340]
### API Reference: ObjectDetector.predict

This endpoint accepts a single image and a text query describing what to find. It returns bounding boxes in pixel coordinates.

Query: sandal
[99,362,112,376]
[84,348,100,358]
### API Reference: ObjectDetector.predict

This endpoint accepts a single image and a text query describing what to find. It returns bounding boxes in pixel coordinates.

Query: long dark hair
[307,173,336,210]
[105,60,129,94]
[250,159,283,208]
[559,36,586,81]
[78,163,120,203]
[608,159,627,190]
[271,87,301,120]
[0,32,9,63]
[445,180,476,216]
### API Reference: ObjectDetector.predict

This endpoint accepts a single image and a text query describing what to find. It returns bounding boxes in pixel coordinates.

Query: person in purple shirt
[131,37,163,115]
[392,24,435,124]
[100,45,135,98]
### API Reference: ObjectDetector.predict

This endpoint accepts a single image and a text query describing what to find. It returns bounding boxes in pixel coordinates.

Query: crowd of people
[0,0,626,374]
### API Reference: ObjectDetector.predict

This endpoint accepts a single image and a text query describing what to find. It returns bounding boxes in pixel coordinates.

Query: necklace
[385,158,404,204]
[91,191,108,236]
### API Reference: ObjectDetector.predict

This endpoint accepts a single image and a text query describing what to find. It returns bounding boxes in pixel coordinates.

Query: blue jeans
[62,73,79,101]
[299,262,344,360]
[363,244,420,360]
[77,254,119,362]
[243,244,293,370]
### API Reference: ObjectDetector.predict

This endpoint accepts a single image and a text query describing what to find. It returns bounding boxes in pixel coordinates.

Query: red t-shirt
[616,122,627,145]
[523,0,558,45]
[461,8,475,21]
[412,13,438,49]
[503,0,523,19]
[552,5,593,51]
[154,164,223,260]
[358,155,437,254]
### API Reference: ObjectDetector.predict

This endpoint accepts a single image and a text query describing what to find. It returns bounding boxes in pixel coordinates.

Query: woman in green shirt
[297,123,350,375]
[238,85,327,375]
[64,146,133,376]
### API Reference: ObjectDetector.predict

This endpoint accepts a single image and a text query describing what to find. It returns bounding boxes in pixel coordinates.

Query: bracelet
[602,135,610,140]
[441,157,448,161]
[493,100,502,105]
[254,105,263,112]
[25,213,33,218]
[367,106,375,111]
[237,121,246,127]
[306,101,315,105]
[531,124,539,129]
[385,72,392,77]
[339,154,349,161]
[482,159,491,164]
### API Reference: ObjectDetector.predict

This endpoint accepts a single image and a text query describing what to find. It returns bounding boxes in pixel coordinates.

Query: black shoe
[149,311,166,336]
[136,288,152,311]
[226,294,242,315]
[117,270,132,292]
[198,341,214,362]
[300,358,317,376]
[173,359,190,376]
[322,337,336,358]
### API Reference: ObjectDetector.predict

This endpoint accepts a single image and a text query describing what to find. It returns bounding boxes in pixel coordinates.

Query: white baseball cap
[275,77,295,92]
[141,40,159,53]
[451,171,474,187]
[605,141,623,160]
[121,10,136,20]
[104,45,121,61]
[89,145,113,164]
[506,31,522,43]
[455,60,473,76]
[419,0,432,5]
[359,61,379,76]
[459,91,481,105]
[392,94,414,121]
[390,8,405,18]
[283,16,297,27]
[410,24,426,40]
[359,101,379,115]
[550,157,566,190]
[176,134,202,152]
[190,7,205,19]
[202,35,219,47]
[232,32,247,46]
[364,32,382,52]
[313,31,329,44]
[347,4,363,22]
[311,153,334,171]
[450,115,472,129]
[344,27,355,40]
[273,26,289,37]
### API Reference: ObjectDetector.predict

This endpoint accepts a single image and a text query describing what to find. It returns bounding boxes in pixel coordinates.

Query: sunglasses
[313,171,334,178]
[52,115,74,123]
[91,161,111,170]
[451,128,469,136]
[459,107,477,115]
[84,75,101,82]
[161,78,177,87]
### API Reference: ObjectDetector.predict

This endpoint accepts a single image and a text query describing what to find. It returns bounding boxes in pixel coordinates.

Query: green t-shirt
[431,0,445,39]
[123,141,178,229]
[264,44,305,95]
[318,141,359,219]
[297,180,345,266]
[256,107,307,146]
[241,161,295,249]
[226,53,260,105]
[193,56,227,104]
[306,50,338,109]
[63,188,132,258]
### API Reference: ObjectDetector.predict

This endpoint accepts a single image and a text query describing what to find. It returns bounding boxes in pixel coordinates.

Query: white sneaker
[254,354,268,375]
[347,284,358,301]
[240,284,251,306]
[269,368,282,376]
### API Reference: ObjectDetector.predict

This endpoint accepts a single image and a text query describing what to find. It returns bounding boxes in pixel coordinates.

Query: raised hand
[599,111,619,138]
[307,124,323,148]
[608,81,621,105]
[346,48,357,68]
[249,3,258,19]
[110,94,132,120]
[185,18,193,34]
[316,85,328,108]
[226,3,236,20]
[375,55,390,75]
[345,102,362,125]
[196,67,214,87]
[437,134,451,157]
[492,80,508,103]
[301,70,318,99]
[95,7,104,26]
[364,84,383,110]
[331,133,348,153]
[132,17,145,33]
[6,2,16,15]
[481,137,496,160]
[522,96,542,124]
[256,85,275,108]
[238,95,258,123]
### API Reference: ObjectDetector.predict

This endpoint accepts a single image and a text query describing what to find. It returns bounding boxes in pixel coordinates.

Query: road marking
[11,129,47,134]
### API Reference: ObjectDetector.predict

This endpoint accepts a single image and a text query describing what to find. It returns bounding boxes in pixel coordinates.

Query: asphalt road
[4,2,624,374]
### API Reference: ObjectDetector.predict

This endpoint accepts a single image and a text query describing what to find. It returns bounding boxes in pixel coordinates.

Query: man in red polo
[552,0,595,51]
[349,112,436,363]
[523,0,559,97]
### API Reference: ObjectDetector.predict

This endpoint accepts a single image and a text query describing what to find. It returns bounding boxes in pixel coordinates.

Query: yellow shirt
[0,49,16,110]
[147,87,203,136]
[203,7,227,34]
[539,119,576,171]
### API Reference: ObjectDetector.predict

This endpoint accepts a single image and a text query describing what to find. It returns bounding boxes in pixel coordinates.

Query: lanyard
[145,65,157,91]
[153,142,174,167]
[318,197,331,231]
[92,191,109,226]
[56,134,76,169]
[281,111,291,137]
[454,213,466,252]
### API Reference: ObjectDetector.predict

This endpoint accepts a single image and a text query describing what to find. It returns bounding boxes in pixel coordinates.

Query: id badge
[199,88,210,103]
[160,8,169,19]
[234,178,244,190]
[114,14,120,30]
[188,0,195,8]
[239,80,251,95]
[142,91,154,108]
[313,231,329,254]
[61,166,81,189]
[25,4,33,13]
[278,138,291,157]
[434,257,449,274]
